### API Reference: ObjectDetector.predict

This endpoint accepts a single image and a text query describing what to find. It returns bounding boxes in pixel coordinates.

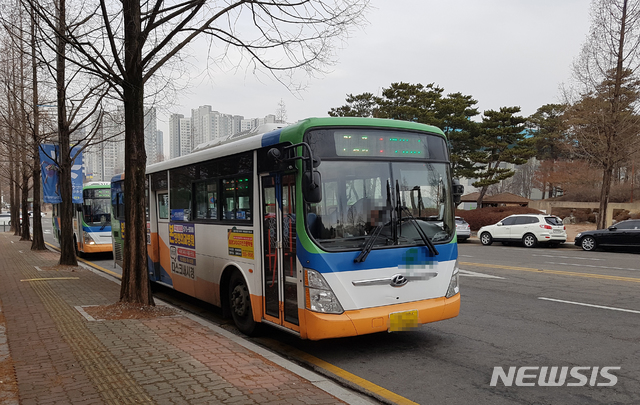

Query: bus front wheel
[228,271,258,336]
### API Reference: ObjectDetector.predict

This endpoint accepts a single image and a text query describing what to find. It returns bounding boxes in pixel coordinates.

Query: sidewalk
[0,233,375,405]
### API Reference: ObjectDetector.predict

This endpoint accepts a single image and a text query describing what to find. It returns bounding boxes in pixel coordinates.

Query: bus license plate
[389,310,419,332]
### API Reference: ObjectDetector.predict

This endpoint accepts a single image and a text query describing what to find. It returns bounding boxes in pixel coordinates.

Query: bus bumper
[80,243,113,254]
[300,293,460,340]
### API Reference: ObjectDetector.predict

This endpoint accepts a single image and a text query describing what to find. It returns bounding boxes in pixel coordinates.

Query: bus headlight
[84,233,96,245]
[445,261,459,298]
[304,268,344,314]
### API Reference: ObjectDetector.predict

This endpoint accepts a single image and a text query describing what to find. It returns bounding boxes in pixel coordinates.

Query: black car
[575,219,640,251]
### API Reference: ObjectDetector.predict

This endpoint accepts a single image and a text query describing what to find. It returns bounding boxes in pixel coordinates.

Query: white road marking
[459,269,505,279]
[458,254,474,257]
[533,254,604,261]
[545,262,639,271]
[539,297,640,314]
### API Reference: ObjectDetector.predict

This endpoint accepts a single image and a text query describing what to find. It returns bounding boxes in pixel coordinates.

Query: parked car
[478,214,567,248]
[455,216,470,242]
[575,219,640,251]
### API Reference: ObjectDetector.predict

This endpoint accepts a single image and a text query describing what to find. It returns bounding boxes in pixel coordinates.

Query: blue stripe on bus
[261,129,283,147]
[82,225,112,232]
[297,240,457,274]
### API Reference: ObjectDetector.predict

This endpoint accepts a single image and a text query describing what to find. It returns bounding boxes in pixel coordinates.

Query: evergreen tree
[374,82,443,123]
[470,107,536,206]
[527,103,568,198]
[328,93,376,117]
[433,92,481,179]
[328,83,481,178]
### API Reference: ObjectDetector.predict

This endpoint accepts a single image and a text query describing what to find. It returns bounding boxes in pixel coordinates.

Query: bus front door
[261,173,299,330]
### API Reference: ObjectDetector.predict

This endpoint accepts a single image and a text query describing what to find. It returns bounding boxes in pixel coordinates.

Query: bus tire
[228,271,258,336]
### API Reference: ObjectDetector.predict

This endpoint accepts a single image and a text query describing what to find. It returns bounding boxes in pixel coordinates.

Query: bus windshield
[306,160,454,250]
[83,197,111,226]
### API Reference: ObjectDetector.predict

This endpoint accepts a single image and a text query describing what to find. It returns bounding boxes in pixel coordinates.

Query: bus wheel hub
[231,285,249,316]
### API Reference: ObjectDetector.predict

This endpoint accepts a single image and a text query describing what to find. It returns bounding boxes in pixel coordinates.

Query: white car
[478,214,566,248]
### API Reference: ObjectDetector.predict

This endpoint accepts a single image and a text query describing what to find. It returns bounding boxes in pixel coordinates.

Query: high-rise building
[144,107,159,165]
[169,113,184,159]
[179,118,192,157]
[83,106,159,180]
[156,130,164,162]
[102,109,126,181]
[191,105,212,151]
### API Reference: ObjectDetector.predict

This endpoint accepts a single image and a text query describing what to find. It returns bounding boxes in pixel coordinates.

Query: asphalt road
[41,218,640,404]
[270,241,640,405]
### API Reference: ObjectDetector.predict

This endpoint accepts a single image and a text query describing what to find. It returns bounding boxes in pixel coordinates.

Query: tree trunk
[56,0,78,266]
[20,164,30,241]
[597,166,613,230]
[12,155,20,236]
[120,0,154,306]
[477,185,488,208]
[31,11,45,251]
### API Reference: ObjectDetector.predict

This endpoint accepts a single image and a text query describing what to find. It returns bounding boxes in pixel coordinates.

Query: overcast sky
[157,0,593,156]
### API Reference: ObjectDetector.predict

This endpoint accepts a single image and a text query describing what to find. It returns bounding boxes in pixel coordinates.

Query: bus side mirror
[452,179,464,205]
[303,171,322,203]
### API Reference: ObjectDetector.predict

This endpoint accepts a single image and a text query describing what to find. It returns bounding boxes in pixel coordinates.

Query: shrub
[568,208,597,224]
[456,206,544,231]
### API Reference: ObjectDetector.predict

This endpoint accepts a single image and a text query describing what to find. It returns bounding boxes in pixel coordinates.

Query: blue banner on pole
[39,144,84,204]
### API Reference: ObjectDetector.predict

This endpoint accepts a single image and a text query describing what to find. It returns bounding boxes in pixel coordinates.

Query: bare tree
[28,0,369,305]
[29,7,46,250]
[276,98,287,123]
[568,0,640,229]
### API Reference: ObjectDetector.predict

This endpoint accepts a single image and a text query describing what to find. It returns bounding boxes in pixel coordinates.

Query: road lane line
[459,269,505,279]
[538,297,640,314]
[459,261,640,283]
[545,262,638,271]
[258,338,419,405]
[532,254,604,261]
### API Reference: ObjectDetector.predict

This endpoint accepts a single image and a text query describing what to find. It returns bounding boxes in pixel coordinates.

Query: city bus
[111,117,463,340]
[53,181,113,256]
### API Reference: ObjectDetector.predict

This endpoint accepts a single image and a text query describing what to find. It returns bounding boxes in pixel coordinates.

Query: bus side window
[170,166,193,221]
[158,193,169,219]
[222,177,251,221]
[194,180,217,220]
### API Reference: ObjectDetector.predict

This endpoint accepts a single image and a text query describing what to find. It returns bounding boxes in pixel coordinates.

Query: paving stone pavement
[0,233,375,405]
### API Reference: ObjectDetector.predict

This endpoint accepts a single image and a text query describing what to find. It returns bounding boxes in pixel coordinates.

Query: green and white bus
[53,181,113,256]
[111,117,462,340]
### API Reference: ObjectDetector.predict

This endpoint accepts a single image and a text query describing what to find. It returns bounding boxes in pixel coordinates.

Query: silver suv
[478,214,566,248]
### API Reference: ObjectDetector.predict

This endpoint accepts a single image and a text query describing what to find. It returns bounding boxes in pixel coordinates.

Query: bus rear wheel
[228,271,258,336]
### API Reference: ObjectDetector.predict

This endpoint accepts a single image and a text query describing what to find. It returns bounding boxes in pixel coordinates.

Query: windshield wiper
[400,206,439,256]
[354,223,384,263]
